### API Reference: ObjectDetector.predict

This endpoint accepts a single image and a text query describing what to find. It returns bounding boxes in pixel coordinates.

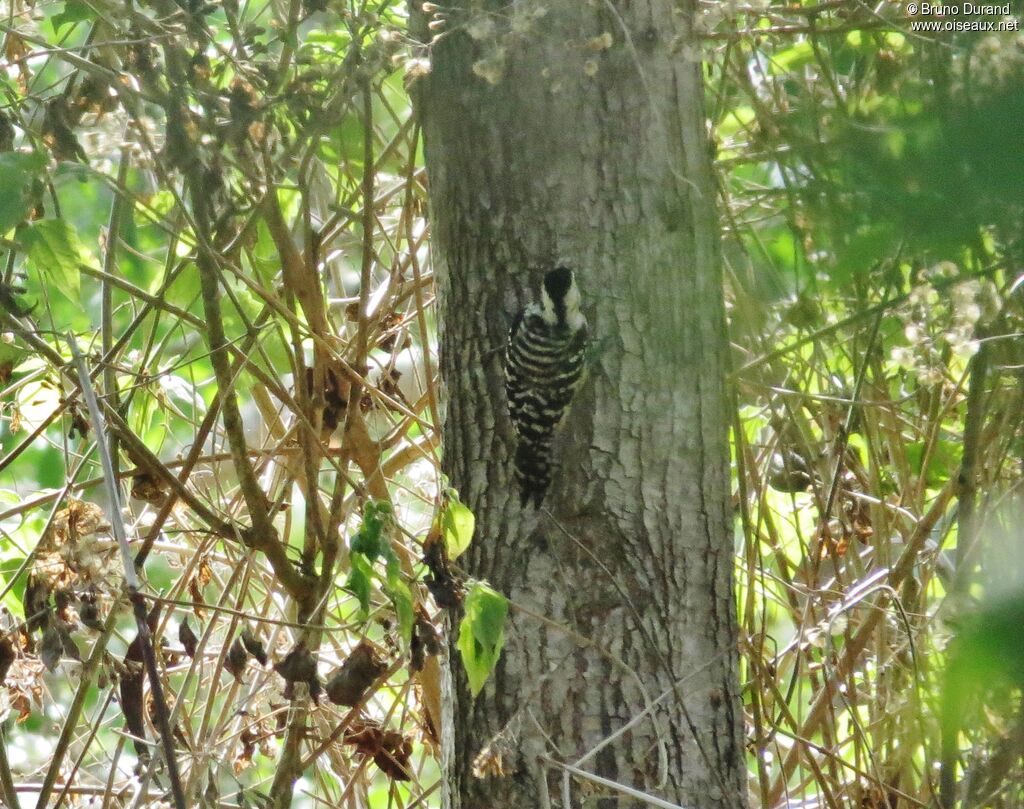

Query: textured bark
[413,2,745,807]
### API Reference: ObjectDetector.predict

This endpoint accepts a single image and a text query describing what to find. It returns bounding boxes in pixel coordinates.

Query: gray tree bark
[413,2,746,807]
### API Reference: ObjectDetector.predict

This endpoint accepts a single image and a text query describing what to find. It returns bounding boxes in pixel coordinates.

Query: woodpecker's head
[540,267,584,330]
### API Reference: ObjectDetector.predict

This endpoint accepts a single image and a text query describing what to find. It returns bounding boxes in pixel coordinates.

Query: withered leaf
[274,643,316,683]
[144,691,190,751]
[188,577,207,618]
[235,725,258,774]
[179,618,199,658]
[411,610,442,673]
[343,722,383,756]
[410,634,424,675]
[23,575,50,634]
[120,662,146,756]
[54,587,74,617]
[422,539,464,610]
[273,643,320,699]
[79,592,104,631]
[305,365,348,432]
[196,557,213,587]
[69,409,90,439]
[225,637,248,682]
[120,603,160,757]
[42,98,87,162]
[57,498,105,540]
[0,111,13,152]
[130,472,166,504]
[59,624,81,662]
[273,703,287,737]
[377,368,409,410]
[326,641,386,707]
[0,636,14,683]
[12,691,31,723]
[373,731,413,781]
[342,723,411,780]
[240,628,268,666]
[40,624,63,671]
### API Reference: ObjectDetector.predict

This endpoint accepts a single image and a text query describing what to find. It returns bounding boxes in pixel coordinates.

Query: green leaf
[346,552,374,616]
[441,495,475,560]
[387,579,414,646]
[457,582,508,696]
[770,40,814,73]
[349,500,392,561]
[51,0,92,32]
[0,152,45,234]
[382,554,413,643]
[906,439,960,488]
[385,553,400,590]
[161,262,201,310]
[22,219,91,306]
[0,336,26,374]
[349,527,380,559]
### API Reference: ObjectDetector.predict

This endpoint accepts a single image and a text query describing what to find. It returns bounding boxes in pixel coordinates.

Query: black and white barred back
[504,267,589,508]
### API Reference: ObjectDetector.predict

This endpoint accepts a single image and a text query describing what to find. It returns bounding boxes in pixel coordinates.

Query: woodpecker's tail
[514,439,553,508]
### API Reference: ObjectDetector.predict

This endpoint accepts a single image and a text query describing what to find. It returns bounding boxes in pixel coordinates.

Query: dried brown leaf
[225,637,249,682]
[0,636,14,684]
[78,591,104,631]
[22,575,50,635]
[240,627,268,666]
[274,643,320,700]
[325,641,386,707]
[374,731,413,781]
[39,624,63,671]
[179,618,199,658]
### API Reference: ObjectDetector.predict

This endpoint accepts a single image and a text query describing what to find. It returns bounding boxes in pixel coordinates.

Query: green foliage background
[0,0,1022,806]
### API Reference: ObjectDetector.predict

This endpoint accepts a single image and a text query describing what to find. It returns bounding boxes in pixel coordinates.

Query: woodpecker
[504,267,589,508]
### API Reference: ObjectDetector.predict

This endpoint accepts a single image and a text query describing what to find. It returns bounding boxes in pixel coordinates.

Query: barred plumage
[504,267,589,507]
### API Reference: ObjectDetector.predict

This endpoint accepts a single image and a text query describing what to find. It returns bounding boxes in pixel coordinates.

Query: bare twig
[67,334,186,809]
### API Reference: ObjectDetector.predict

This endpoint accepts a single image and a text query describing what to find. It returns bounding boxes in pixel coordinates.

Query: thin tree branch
[101,146,130,484]
[66,334,187,809]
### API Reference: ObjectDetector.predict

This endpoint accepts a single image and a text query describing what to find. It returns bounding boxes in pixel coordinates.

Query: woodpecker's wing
[552,325,588,404]
[504,302,588,507]
[504,309,529,433]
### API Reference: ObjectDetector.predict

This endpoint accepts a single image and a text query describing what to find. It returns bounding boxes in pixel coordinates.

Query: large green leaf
[349,499,392,561]
[346,551,374,617]
[51,0,93,32]
[457,582,508,697]
[386,577,414,646]
[22,219,92,306]
[0,153,45,234]
[440,493,475,560]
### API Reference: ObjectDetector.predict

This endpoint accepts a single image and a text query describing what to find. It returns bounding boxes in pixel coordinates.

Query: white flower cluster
[890,265,998,384]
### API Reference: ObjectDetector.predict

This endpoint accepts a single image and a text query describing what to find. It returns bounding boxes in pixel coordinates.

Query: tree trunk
[413,2,746,807]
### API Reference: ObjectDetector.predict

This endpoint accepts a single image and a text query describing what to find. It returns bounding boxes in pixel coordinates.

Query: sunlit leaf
[457,582,508,696]
[387,578,414,646]
[347,552,373,616]
[441,494,475,560]
[51,0,92,32]
[21,219,92,306]
[350,500,392,561]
